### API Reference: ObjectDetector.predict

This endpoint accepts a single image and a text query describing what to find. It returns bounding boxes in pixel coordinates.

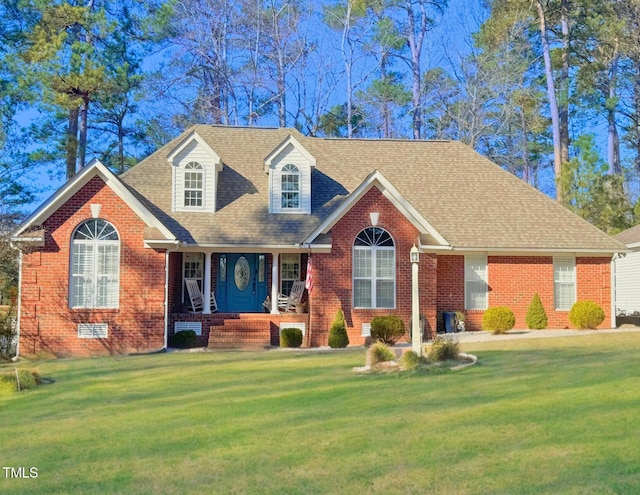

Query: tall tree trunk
[66,107,79,179]
[534,0,563,201]
[608,43,621,175]
[636,65,640,173]
[559,0,570,165]
[405,0,427,140]
[78,99,89,170]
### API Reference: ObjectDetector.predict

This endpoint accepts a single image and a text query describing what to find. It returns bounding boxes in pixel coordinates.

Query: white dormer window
[168,131,222,213]
[281,164,300,209]
[265,135,315,214]
[184,162,204,207]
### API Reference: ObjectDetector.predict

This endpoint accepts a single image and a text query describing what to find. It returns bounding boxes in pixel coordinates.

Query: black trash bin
[443,311,457,333]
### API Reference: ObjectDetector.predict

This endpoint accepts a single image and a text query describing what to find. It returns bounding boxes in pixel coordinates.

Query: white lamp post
[410,244,421,355]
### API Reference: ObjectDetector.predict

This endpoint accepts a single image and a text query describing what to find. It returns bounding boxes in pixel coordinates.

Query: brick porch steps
[207,317,273,349]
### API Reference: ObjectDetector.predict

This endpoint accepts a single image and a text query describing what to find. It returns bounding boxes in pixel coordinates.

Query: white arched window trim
[70,219,120,309]
[281,163,300,209]
[184,161,204,208]
[352,227,396,309]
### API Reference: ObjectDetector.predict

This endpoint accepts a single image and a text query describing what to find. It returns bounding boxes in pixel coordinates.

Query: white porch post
[410,245,421,355]
[271,252,280,314]
[203,252,212,314]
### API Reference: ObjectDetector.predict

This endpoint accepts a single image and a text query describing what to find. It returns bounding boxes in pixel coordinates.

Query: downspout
[611,254,617,329]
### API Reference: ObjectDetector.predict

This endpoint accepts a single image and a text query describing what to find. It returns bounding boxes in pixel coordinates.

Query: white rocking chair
[185,278,218,313]
[279,280,306,313]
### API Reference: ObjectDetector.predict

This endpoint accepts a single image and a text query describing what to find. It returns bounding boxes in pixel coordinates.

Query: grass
[2,332,640,494]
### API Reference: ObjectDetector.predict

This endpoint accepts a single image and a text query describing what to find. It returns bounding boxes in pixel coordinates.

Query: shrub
[482,306,516,334]
[569,301,605,329]
[171,330,199,349]
[399,350,424,371]
[0,369,40,396]
[328,308,349,348]
[280,327,303,348]
[525,293,548,330]
[370,315,406,345]
[367,341,396,365]
[426,337,460,362]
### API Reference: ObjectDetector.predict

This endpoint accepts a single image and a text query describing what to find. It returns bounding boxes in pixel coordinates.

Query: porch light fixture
[410,244,420,263]
[369,212,379,226]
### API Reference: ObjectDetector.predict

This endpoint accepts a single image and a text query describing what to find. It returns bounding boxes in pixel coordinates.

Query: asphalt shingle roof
[120,125,624,253]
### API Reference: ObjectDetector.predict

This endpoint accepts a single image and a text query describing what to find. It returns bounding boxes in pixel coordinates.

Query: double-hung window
[280,253,300,296]
[281,164,300,209]
[184,161,204,207]
[353,227,395,309]
[70,219,120,308]
[554,256,576,310]
[465,254,488,310]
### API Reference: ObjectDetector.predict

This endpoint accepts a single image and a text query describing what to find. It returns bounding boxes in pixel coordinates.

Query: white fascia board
[14,160,176,242]
[264,134,316,172]
[144,240,181,249]
[178,243,329,254]
[302,170,449,247]
[166,130,222,170]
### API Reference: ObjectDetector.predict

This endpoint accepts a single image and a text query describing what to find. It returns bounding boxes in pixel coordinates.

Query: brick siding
[19,176,166,357]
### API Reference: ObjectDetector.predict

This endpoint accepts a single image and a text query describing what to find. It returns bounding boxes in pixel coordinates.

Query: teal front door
[220,254,267,313]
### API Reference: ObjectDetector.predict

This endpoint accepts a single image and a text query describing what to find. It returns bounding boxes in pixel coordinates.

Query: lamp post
[410,244,421,355]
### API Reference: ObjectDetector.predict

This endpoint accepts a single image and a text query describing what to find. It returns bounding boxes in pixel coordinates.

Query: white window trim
[352,229,396,309]
[281,163,300,211]
[280,253,301,296]
[183,161,205,209]
[465,254,488,310]
[182,253,204,303]
[554,255,576,311]
[69,220,120,309]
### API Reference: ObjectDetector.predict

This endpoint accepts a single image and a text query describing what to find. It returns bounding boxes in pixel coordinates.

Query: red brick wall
[435,254,612,331]
[19,176,166,357]
[308,187,438,346]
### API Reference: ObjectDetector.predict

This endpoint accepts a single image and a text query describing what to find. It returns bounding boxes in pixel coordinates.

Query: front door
[217,253,268,312]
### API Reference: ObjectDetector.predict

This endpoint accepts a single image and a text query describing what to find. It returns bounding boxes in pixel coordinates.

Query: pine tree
[525,293,548,330]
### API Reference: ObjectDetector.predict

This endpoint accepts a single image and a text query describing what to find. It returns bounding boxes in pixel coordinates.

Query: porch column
[203,252,212,314]
[271,252,280,314]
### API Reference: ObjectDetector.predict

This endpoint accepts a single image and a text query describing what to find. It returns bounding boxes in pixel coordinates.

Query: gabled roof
[303,169,449,247]
[263,134,317,172]
[167,130,222,170]
[14,159,176,244]
[39,125,625,254]
[615,224,640,249]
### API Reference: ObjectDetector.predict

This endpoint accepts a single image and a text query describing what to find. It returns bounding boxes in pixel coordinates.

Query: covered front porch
[168,250,311,347]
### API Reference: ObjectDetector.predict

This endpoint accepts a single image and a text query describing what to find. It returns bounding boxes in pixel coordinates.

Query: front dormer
[168,131,222,213]
[265,135,315,214]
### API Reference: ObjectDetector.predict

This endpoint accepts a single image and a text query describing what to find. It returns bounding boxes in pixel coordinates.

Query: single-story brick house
[12,125,625,357]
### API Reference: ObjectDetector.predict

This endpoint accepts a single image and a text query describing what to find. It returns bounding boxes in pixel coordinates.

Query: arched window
[353,227,395,308]
[281,164,300,209]
[184,161,204,207]
[70,219,120,308]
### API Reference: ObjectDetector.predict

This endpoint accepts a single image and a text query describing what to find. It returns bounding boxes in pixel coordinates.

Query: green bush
[328,308,349,348]
[370,315,406,345]
[368,341,396,365]
[0,369,40,396]
[280,327,303,348]
[171,330,199,349]
[569,301,605,329]
[525,293,548,330]
[426,337,460,362]
[482,306,516,334]
[399,350,424,371]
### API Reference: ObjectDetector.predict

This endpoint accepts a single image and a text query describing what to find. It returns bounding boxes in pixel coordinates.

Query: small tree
[328,308,349,348]
[525,293,548,330]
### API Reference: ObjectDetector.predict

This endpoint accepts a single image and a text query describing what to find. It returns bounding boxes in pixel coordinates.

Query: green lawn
[2,332,640,494]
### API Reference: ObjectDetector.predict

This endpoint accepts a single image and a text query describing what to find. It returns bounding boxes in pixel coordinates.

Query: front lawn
[1,332,640,494]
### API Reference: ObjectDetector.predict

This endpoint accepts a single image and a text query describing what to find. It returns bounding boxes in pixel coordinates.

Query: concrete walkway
[441,326,640,343]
